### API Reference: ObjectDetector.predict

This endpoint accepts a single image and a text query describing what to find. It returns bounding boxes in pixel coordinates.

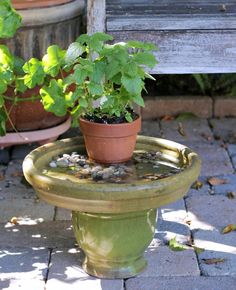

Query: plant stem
[3,95,41,102]
[3,104,27,140]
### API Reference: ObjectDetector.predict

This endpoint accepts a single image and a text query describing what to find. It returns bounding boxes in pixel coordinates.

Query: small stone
[62,154,70,159]
[91,166,103,173]
[78,159,86,166]
[92,170,103,180]
[102,168,115,179]
[56,158,69,168]
[80,168,91,176]
[49,161,57,168]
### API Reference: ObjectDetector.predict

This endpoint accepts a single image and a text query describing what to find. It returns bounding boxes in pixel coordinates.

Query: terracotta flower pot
[5,87,67,132]
[79,117,142,164]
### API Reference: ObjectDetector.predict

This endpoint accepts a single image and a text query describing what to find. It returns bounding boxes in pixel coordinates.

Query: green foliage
[0,0,21,38]
[42,45,66,77]
[192,73,236,96]
[40,79,68,116]
[39,33,157,124]
[0,1,158,135]
[168,237,187,251]
[23,58,45,88]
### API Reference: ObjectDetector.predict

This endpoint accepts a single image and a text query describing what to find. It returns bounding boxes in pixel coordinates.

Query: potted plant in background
[0,0,70,146]
[36,33,158,163]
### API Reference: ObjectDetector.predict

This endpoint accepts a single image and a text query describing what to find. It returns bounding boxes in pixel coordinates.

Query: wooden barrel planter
[0,1,84,146]
[3,0,85,60]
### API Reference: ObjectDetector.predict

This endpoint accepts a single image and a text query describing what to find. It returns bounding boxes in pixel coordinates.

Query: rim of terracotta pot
[23,136,201,213]
[12,0,74,9]
[79,116,141,137]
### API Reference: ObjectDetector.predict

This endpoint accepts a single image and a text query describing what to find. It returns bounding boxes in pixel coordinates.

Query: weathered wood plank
[87,0,106,34]
[110,30,236,74]
[107,0,236,15]
[107,15,236,31]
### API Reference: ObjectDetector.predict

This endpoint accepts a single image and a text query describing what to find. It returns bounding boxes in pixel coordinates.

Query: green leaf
[132,95,145,107]
[92,33,113,42]
[87,82,103,95]
[72,64,89,85]
[105,60,120,80]
[0,79,7,94]
[13,56,25,75]
[134,52,157,68]
[91,61,106,84]
[40,79,67,116]
[65,89,80,107]
[0,0,22,38]
[121,75,143,95]
[65,42,85,64]
[145,72,156,81]
[79,98,88,108]
[127,40,158,51]
[23,58,45,88]
[169,237,188,251]
[0,95,4,107]
[0,45,14,68]
[42,45,66,77]
[77,33,113,53]
[124,62,138,77]
[0,107,7,136]
[15,78,27,93]
[125,111,133,122]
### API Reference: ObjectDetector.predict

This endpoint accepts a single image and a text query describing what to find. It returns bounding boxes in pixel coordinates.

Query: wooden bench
[87,0,236,74]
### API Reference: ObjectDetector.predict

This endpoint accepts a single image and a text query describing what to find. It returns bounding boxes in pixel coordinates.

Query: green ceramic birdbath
[23,136,201,279]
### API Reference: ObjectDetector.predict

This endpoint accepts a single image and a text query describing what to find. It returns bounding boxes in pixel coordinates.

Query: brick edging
[141,96,236,119]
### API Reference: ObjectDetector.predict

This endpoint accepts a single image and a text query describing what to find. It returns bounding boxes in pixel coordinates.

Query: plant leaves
[0,45,14,69]
[121,75,143,96]
[42,45,66,77]
[207,177,227,186]
[132,94,145,107]
[0,0,22,38]
[23,58,45,88]
[0,107,7,136]
[134,52,157,68]
[222,224,236,234]
[40,79,67,116]
[65,42,85,64]
[87,82,103,95]
[0,79,7,94]
[168,237,188,251]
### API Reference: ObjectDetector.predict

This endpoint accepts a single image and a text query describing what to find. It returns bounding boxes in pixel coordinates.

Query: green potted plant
[37,33,158,163]
[0,0,69,143]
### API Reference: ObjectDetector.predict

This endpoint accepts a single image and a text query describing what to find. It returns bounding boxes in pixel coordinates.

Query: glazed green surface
[23,136,201,213]
[72,209,157,278]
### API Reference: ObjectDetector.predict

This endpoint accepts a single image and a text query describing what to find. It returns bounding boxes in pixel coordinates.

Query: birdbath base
[72,209,156,278]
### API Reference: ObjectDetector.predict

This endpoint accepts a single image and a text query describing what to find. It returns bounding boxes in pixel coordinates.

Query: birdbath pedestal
[23,136,201,279]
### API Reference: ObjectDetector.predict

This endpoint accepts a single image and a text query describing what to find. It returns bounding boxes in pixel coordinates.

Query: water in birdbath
[43,149,183,184]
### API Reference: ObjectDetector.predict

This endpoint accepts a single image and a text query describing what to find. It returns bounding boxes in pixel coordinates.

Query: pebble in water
[48,150,179,182]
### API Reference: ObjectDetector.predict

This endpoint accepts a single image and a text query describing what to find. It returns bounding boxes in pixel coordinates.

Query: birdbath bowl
[23,136,201,279]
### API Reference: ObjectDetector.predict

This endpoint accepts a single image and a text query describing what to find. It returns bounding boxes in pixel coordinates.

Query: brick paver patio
[0,118,236,290]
